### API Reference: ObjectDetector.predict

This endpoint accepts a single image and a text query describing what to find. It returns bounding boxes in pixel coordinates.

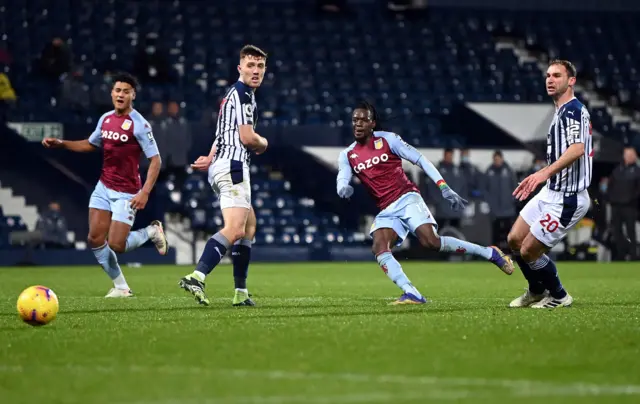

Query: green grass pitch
[1,262,639,404]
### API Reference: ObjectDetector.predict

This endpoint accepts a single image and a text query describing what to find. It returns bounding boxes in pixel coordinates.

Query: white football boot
[509,288,548,308]
[149,220,168,255]
[105,288,135,298]
[531,293,573,309]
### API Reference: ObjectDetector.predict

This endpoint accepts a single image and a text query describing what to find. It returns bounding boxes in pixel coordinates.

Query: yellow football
[16,285,59,326]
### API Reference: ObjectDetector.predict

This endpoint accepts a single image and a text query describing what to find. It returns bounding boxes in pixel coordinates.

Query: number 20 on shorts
[539,213,559,233]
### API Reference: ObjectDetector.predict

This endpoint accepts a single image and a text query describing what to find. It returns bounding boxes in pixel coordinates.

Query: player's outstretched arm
[514,142,585,201]
[385,132,468,210]
[42,138,97,153]
[336,150,354,199]
[45,112,110,152]
[383,133,444,184]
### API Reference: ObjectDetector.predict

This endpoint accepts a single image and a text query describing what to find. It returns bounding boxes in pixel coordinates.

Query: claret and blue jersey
[337,131,422,210]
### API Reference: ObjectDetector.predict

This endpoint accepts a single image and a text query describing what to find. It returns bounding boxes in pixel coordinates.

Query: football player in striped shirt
[179,45,268,306]
[337,101,514,305]
[508,59,593,309]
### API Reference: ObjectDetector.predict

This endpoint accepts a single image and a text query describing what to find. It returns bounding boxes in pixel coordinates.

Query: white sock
[146,224,158,239]
[235,288,248,294]
[377,251,423,299]
[439,236,493,260]
[113,273,129,290]
[193,271,206,282]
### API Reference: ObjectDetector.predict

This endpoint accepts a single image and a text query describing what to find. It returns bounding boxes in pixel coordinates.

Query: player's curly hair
[111,72,139,91]
[355,100,381,130]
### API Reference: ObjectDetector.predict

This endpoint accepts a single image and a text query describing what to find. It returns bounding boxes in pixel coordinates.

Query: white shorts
[208,159,251,210]
[88,181,137,226]
[370,192,437,247]
[520,187,591,248]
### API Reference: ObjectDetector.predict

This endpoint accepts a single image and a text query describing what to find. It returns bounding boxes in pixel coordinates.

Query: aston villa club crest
[374,139,383,150]
[121,119,132,131]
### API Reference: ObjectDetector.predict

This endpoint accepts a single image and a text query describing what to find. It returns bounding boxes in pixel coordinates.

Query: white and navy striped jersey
[214,80,257,164]
[546,97,593,193]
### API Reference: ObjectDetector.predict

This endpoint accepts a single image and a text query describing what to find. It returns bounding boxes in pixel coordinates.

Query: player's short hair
[444,148,454,154]
[355,100,380,129]
[111,72,139,91]
[549,59,577,78]
[240,45,268,61]
[493,150,503,158]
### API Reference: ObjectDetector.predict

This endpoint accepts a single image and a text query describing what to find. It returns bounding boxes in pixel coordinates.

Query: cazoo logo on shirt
[102,130,129,142]
[353,153,389,173]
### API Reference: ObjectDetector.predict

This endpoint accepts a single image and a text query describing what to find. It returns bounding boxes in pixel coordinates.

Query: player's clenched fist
[42,137,63,148]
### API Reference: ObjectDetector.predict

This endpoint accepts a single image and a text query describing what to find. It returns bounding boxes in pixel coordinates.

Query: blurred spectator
[591,177,612,250]
[141,101,168,172]
[60,67,90,111]
[36,201,70,249]
[163,101,192,181]
[483,151,517,249]
[608,146,640,260]
[0,71,17,122]
[0,73,15,101]
[0,47,12,66]
[91,70,114,113]
[458,148,482,199]
[36,37,72,82]
[149,101,165,126]
[133,37,173,84]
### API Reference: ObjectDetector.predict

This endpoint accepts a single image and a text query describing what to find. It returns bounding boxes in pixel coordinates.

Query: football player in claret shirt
[337,101,514,305]
[42,72,168,297]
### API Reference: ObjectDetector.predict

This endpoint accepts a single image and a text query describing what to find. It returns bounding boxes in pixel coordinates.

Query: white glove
[337,185,354,199]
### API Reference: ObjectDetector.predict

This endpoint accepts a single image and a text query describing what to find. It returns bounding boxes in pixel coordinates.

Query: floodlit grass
[1,262,639,403]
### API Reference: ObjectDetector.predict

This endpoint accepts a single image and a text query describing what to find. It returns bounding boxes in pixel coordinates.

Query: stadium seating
[4,2,637,145]
[485,10,640,143]
[4,2,637,143]
[2,1,638,247]
[0,207,27,250]
[168,165,366,246]
[0,1,535,145]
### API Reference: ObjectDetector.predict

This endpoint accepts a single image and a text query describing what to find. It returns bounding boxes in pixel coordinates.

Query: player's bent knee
[228,228,246,243]
[520,246,532,262]
[416,225,440,250]
[87,234,106,248]
[519,243,541,263]
[244,226,257,241]
[507,232,522,251]
[108,240,126,254]
[418,233,440,250]
[372,240,390,256]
